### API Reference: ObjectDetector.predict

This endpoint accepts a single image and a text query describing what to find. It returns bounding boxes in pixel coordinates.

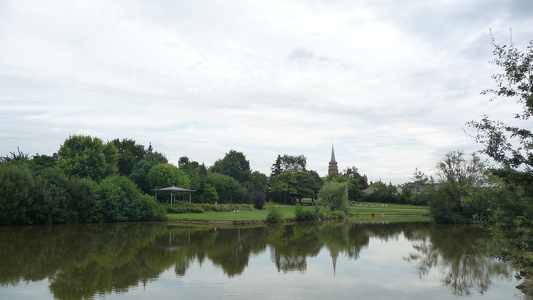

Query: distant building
[328,145,339,175]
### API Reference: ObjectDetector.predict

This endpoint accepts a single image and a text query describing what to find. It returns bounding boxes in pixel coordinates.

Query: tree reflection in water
[404,224,513,296]
[0,221,517,300]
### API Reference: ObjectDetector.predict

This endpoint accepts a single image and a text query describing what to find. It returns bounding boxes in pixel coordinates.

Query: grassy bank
[166,202,429,223]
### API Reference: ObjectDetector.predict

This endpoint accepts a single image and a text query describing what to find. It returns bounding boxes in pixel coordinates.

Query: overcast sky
[1,0,532,184]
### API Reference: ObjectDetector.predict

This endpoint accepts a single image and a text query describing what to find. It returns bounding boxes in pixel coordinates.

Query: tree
[211,150,251,183]
[129,151,168,194]
[0,147,30,164]
[0,164,36,224]
[31,154,57,173]
[271,170,297,204]
[307,170,324,201]
[342,165,369,190]
[426,151,488,223]
[200,184,219,204]
[467,37,533,273]
[111,138,146,177]
[270,154,307,177]
[205,173,249,204]
[467,39,532,173]
[178,156,206,190]
[294,171,317,202]
[147,163,190,190]
[318,181,348,213]
[57,135,118,181]
[95,175,145,222]
[247,171,269,193]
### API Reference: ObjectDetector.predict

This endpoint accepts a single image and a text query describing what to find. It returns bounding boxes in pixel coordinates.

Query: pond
[0,221,526,299]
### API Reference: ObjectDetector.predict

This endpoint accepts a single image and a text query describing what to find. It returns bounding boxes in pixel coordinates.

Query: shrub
[324,210,346,220]
[197,203,253,212]
[164,203,204,214]
[266,204,284,223]
[318,181,349,213]
[252,191,266,210]
[294,203,321,221]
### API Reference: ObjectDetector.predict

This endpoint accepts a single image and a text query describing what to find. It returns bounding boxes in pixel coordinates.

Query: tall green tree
[205,173,249,204]
[318,181,349,213]
[467,38,533,273]
[111,138,146,177]
[270,154,307,177]
[57,135,118,181]
[427,151,488,223]
[271,170,297,204]
[211,150,251,183]
[0,164,36,224]
[129,151,168,194]
[147,163,190,190]
[178,156,206,190]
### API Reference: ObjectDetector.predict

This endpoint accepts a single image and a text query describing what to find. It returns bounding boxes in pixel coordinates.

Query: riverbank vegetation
[166,202,429,223]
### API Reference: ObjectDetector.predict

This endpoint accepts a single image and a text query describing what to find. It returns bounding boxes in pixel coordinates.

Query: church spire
[328,144,338,175]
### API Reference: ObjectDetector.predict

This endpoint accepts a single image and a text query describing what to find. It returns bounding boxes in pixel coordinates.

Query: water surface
[0,221,525,299]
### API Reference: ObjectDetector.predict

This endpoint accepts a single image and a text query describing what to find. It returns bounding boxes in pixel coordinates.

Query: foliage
[210,149,251,183]
[0,164,36,224]
[481,169,533,272]
[111,138,146,177]
[342,165,369,190]
[0,162,166,224]
[200,184,219,204]
[246,171,269,193]
[96,175,143,222]
[417,151,489,223]
[266,203,284,223]
[129,151,168,194]
[0,147,31,164]
[204,173,249,204]
[147,163,191,190]
[466,38,533,273]
[163,203,205,214]
[178,156,207,191]
[294,203,322,221]
[328,168,367,201]
[31,154,57,173]
[318,181,349,213]
[252,191,267,210]
[271,170,297,204]
[363,180,399,203]
[57,135,118,181]
[324,210,346,220]
[270,154,307,176]
[197,203,253,212]
[467,39,532,172]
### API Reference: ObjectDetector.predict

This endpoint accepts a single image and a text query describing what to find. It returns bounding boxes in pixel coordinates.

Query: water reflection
[0,221,518,299]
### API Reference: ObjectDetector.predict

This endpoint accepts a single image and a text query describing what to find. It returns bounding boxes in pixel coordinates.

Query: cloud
[1,0,532,184]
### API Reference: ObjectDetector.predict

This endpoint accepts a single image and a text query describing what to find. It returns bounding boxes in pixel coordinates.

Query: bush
[139,194,167,220]
[318,181,349,213]
[266,204,284,223]
[324,210,346,220]
[0,164,36,224]
[428,187,468,223]
[252,191,266,210]
[164,203,204,214]
[196,203,253,212]
[294,203,322,221]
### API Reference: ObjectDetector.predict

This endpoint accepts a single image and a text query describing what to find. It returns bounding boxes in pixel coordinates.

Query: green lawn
[166,202,429,222]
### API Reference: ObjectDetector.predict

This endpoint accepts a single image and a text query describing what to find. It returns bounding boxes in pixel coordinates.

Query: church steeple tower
[328,145,338,175]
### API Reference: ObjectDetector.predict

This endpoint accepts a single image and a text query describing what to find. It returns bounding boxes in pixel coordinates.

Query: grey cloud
[288,47,315,60]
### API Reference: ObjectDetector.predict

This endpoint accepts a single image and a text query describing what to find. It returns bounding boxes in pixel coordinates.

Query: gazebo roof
[153,186,196,193]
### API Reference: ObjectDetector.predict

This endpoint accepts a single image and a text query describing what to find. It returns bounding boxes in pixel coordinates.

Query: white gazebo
[153,186,196,204]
